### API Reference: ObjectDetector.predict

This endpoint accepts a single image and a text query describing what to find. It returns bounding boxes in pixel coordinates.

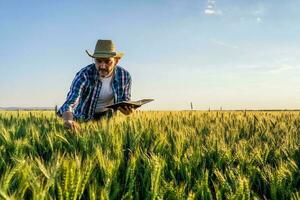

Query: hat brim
[86,50,124,58]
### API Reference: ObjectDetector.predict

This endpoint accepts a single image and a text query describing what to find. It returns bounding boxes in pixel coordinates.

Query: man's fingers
[127,107,133,114]
[64,121,72,129]
[125,106,133,110]
[118,106,135,115]
[123,106,129,111]
[119,107,126,113]
[64,120,81,131]
[72,122,80,131]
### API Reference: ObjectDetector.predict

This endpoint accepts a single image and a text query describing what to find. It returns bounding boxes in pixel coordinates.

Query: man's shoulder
[75,64,97,79]
[78,64,96,74]
[115,65,131,77]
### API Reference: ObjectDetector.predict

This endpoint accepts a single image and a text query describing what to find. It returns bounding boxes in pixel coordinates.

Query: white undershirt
[95,76,114,113]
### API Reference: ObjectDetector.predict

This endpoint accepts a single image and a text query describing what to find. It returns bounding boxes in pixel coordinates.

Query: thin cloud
[226,4,265,23]
[268,64,298,74]
[204,0,222,16]
[211,39,239,49]
[256,17,262,23]
[251,5,265,16]
[235,63,300,74]
[252,5,265,23]
[267,58,300,74]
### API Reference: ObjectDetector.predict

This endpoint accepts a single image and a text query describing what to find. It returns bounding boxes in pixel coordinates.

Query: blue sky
[1,0,300,110]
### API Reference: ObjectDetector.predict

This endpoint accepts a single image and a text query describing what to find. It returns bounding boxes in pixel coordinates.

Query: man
[57,39,133,129]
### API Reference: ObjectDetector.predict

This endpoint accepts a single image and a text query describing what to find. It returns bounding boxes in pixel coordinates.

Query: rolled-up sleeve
[57,72,87,116]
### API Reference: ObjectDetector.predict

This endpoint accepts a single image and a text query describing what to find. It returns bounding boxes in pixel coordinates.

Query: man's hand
[62,111,80,131]
[118,105,135,115]
[64,120,80,131]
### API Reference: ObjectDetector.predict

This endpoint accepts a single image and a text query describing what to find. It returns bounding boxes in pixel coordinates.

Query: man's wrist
[62,111,74,121]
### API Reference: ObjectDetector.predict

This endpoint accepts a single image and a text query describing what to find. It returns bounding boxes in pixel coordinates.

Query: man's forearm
[62,111,74,121]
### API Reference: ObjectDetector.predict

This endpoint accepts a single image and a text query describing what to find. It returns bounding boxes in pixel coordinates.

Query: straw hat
[86,39,124,58]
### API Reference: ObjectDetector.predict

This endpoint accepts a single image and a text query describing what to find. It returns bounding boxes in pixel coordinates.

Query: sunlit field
[0,110,300,200]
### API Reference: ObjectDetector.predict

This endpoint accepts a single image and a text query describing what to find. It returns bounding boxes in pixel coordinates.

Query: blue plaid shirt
[57,64,131,121]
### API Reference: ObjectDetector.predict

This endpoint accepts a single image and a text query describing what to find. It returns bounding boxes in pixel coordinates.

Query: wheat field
[0,110,300,200]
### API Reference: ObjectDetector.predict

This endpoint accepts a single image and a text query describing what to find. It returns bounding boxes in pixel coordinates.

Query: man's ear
[114,57,120,65]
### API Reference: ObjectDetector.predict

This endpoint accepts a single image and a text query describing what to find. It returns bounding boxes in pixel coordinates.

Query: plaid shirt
[57,64,131,121]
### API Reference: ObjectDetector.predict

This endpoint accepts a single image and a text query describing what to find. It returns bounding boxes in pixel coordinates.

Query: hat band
[94,51,117,55]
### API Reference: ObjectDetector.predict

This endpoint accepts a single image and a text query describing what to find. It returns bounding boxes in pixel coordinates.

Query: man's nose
[99,63,107,68]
